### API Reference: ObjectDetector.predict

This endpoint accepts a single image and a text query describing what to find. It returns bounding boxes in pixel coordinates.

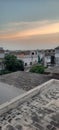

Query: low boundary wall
[0,79,58,115]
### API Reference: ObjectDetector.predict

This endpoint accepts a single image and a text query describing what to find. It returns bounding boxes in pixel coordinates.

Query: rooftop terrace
[0,79,59,130]
[0,71,51,91]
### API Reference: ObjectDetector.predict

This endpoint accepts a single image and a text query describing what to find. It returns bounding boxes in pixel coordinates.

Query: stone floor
[0,81,59,130]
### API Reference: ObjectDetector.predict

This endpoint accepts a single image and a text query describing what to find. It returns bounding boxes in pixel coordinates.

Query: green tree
[4,54,24,72]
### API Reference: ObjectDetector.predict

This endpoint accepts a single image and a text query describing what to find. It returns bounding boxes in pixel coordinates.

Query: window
[25,63,27,66]
[30,62,32,65]
[32,52,34,55]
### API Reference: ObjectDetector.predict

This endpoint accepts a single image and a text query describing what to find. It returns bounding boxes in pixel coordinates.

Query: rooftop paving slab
[0,79,59,130]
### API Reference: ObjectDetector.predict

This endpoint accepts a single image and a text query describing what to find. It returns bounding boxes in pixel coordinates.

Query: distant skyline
[0,0,59,50]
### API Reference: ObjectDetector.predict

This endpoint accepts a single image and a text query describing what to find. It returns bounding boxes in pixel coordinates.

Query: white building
[17,50,38,66]
[44,56,51,67]
[55,46,59,66]
[38,50,51,67]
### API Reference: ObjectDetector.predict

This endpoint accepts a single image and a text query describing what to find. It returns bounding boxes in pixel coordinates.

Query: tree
[4,54,24,72]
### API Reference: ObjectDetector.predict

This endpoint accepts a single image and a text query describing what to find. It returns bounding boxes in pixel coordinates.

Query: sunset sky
[0,0,59,50]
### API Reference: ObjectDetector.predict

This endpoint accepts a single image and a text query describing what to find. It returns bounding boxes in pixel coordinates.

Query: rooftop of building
[0,71,51,91]
[9,50,38,56]
[0,79,59,130]
[10,50,30,56]
[45,66,59,75]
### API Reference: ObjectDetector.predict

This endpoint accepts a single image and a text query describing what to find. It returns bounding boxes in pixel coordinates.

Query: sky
[0,0,59,50]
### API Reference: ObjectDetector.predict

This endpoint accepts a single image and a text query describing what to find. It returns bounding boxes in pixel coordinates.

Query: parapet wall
[0,79,57,115]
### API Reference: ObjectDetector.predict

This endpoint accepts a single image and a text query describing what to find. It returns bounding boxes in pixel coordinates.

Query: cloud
[0,20,49,33]
[0,19,59,30]
[0,20,59,41]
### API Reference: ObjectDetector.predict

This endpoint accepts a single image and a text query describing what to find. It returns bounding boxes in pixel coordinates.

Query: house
[55,46,59,65]
[10,50,38,66]
[38,49,55,67]
[44,49,55,67]
[17,50,38,66]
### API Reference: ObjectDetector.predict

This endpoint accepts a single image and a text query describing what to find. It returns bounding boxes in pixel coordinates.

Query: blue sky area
[0,0,59,50]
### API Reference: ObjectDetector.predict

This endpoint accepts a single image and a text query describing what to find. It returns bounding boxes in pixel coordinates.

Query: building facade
[10,50,38,66]
[17,51,38,66]
[55,46,59,66]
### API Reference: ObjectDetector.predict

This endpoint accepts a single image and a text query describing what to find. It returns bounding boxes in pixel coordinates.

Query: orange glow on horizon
[0,22,59,40]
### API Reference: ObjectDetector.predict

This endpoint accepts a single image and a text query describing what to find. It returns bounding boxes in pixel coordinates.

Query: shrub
[30,65,45,74]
